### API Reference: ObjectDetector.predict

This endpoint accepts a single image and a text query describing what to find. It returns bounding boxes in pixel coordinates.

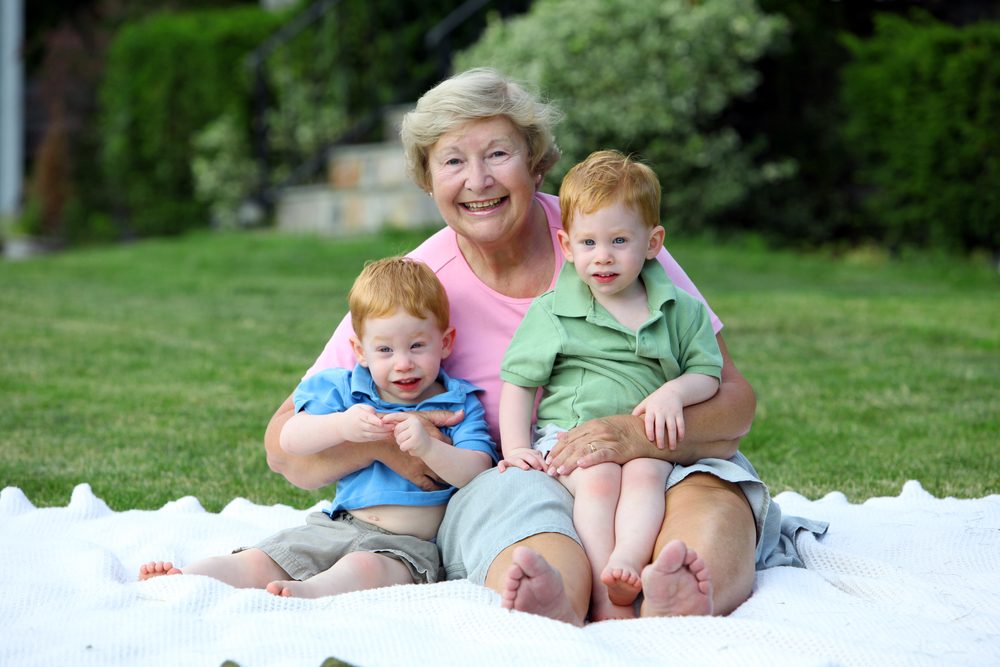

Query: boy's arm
[632,372,720,450]
[265,393,456,491]
[279,404,393,456]
[498,382,546,472]
[384,413,492,488]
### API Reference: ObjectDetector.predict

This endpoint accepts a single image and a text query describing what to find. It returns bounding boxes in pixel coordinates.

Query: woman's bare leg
[487,532,590,626]
[640,473,756,617]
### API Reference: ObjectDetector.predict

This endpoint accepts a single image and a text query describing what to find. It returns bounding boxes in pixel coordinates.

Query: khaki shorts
[249,510,443,584]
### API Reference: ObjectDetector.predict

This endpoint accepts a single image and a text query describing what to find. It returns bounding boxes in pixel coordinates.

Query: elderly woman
[264,68,824,625]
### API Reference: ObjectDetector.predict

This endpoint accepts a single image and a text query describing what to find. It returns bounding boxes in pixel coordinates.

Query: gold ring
[589,443,596,455]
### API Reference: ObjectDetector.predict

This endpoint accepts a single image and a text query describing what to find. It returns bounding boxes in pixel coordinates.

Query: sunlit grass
[1,229,996,510]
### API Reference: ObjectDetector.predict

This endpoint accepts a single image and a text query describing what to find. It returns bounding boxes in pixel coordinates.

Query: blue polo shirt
[293,365,497,516]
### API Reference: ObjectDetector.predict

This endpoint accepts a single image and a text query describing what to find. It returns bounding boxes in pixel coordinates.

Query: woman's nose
[465,160,495,191]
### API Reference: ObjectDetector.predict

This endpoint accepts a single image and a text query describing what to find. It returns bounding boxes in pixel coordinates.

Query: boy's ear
[646,225,666,259]
[556,229,574,262]
[350,335,368,367]
[439,326,457,359]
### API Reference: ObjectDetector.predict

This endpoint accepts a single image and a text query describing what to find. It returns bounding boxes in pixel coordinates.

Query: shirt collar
[551,259,679,318]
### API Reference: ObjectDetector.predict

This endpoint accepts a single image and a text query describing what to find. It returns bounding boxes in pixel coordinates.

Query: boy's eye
[613,237,627,245]
[376,346,391,354]
[583,239,596,247]
[410,342,425,350]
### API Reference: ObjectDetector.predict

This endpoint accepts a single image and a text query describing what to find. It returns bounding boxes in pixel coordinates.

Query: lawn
[1,229,997,511]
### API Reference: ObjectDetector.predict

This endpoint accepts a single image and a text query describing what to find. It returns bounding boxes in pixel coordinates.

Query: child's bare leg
[266,551,413,599]
[602,458,673,606]
[561,462,634,621]
[139,548,289,589]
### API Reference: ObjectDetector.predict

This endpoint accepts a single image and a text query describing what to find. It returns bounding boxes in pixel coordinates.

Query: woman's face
[427,116,539,248]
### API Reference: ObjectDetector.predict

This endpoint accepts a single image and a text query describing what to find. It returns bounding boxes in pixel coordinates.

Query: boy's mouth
[461,196,506,212]
[393,378,421,390]
[592,272,619,284]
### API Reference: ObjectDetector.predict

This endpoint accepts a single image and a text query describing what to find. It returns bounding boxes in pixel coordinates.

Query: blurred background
[2,0,998,260]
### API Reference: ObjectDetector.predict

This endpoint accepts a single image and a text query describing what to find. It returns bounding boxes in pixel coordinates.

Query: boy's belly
[347,503,446,541]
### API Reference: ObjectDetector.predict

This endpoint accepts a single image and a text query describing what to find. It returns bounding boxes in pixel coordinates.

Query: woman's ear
[557,229,574,262]
[647,225,666,259]
[350,336,368,367]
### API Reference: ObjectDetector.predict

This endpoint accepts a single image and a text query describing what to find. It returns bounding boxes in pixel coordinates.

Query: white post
[0,0,25,220]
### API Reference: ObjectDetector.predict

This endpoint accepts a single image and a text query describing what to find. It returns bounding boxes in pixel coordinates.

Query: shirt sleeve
[675,297,724,381]
[292,369,352,415]
[446,394,499,463]
[499,298,561,388]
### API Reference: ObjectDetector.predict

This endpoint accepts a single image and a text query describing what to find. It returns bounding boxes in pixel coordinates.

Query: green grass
[1,230,997,510]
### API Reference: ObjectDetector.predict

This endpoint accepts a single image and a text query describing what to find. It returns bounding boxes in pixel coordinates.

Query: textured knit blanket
[2,481,998,667]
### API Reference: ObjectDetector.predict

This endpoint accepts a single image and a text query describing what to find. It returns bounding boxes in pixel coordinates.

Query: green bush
[100,6,283,237]
[840,12,1000,253]
[455,0,789,233]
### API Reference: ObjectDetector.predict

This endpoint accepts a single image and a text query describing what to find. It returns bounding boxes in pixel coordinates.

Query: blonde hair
[348,256,450,339]
[559,150,661,233]
[400,67,563,192]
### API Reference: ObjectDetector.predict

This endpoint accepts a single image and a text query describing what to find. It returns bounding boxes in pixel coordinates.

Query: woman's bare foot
[640,540,713,617]
[138,561,182,581]
[501,546,583,626]
[600,563,643,607]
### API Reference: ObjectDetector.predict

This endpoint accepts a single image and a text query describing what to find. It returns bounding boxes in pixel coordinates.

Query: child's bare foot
[640,539,713,617]
[501,546,583,626]
[265,579,327,599]
[138,561,182,581]
[601,563,643,607]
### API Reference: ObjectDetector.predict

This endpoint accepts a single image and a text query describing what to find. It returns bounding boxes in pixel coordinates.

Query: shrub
[100,6,283,237]
[455,0,789,233]
[840,12,1000,253]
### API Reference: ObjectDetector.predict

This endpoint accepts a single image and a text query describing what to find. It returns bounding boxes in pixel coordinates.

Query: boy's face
[557,200,665,300]
[350,310,455,405]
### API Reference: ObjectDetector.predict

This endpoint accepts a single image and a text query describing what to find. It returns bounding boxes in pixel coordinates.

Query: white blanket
[2,481,998,667]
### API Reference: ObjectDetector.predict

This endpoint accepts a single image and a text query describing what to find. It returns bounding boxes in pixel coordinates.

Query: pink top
[305,192,722,443]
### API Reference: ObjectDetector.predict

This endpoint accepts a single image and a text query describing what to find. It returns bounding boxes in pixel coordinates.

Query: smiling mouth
[461,197,505,212]
[393,378,421,390]
[593,273,619,283]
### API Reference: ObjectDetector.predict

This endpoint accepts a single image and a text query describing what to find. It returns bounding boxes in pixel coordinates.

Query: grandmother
[264,68,824,624]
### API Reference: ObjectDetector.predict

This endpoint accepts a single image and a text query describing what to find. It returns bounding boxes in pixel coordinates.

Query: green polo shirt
[501,259,722,429]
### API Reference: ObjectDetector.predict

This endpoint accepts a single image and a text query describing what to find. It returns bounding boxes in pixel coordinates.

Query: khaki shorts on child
[247,510,443,584]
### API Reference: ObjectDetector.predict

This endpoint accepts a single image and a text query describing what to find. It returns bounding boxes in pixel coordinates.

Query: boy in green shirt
[499,150,722,621]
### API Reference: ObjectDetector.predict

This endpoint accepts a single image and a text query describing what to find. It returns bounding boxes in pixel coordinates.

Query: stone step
[275,183,440,237]
[327,142,413,190]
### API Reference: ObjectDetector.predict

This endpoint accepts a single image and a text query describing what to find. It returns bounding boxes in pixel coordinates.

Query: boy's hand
[382,413,434,459]
[632,385,685,450]
[498,448,546,473]
[343,404,394,442]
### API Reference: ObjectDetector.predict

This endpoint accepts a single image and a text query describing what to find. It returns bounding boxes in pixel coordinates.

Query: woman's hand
[545,415,651,477]
[498,447,546,473]
[375,409,465,489]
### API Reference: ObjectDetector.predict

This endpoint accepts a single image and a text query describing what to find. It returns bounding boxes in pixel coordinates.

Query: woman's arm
[264,392,453,491]
[545,334,755,475]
